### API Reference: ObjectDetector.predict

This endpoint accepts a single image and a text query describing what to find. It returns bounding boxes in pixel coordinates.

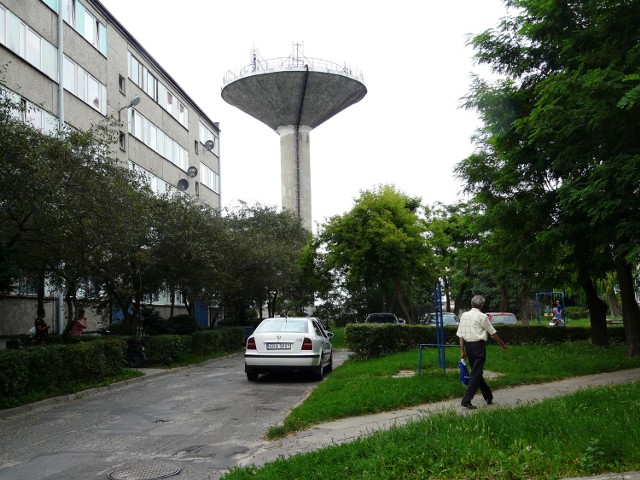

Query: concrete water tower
[221,43,367,230]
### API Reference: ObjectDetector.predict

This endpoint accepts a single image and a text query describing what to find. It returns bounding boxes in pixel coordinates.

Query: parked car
[486,312,518,325]
[423,312,460,326]
[244,317,334,381]
[365,313,400,324]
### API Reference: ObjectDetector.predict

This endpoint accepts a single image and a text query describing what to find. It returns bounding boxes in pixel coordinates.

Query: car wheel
[325,354,333,373]
[314,361,325,381]
[246,368,259,381]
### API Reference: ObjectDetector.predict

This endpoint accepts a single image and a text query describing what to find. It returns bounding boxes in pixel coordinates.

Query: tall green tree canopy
[316,185,436,323]
[459,0,640,353]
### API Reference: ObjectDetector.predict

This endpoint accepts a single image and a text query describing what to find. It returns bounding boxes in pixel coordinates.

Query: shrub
[143,335,190,365]
[141,307,172,335]
[169,314,199,335]
[566,306,589,319]
[345,323,627,358]
[0,338,127,409]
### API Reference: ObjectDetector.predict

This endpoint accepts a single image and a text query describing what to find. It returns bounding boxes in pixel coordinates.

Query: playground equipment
[418,281,458,374]
[535,291,567,325]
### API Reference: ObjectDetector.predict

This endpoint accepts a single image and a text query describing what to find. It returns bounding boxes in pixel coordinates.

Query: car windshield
[255,319,309,333]
[428,313,458,324]
[491,315,516,324]
[366,314,397,323]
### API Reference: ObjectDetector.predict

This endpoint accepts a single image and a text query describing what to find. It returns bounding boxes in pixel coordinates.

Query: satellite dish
[187,166,198,178]
[177,179,189,191]
[204,139,215,152]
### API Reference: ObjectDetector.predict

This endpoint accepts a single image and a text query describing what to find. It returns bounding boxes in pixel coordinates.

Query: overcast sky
[100,0,508,231]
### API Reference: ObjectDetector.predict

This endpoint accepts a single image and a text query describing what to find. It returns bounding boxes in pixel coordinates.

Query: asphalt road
[0,350,351,480]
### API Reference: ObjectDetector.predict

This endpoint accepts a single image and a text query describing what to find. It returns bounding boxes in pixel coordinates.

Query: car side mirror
[327,332,334,338]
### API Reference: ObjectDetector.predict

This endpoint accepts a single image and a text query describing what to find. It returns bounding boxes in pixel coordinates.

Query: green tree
[462,0,640,354]
[316,185,435,323]
[149,197,226,320]
[221,203,309,322]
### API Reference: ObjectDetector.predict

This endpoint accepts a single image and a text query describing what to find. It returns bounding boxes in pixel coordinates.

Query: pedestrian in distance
[34,308,50,344]
[456,295,508,409]
[71,309,88,336]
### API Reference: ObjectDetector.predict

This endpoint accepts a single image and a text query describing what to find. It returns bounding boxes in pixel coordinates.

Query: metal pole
[56,0,66,333]
[434,281,446,371]
[58,0,65,129]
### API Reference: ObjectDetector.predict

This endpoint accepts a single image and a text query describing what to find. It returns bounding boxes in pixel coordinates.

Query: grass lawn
[267,339,640,438]
[223,332,640,479]
[222,381,640,479]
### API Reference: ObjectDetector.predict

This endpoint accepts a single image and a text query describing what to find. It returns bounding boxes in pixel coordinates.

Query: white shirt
[456,308,496,342]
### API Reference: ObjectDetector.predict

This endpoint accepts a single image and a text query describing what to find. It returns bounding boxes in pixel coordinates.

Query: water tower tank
[221,44,367,230]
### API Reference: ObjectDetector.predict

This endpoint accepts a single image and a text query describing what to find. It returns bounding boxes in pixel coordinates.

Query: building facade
[0,0,221,337]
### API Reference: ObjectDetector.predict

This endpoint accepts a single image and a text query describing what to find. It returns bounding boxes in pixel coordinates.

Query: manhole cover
[108,462,181,480]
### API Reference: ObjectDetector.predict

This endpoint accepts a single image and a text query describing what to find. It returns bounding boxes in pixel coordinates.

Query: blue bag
[458,359,470,385]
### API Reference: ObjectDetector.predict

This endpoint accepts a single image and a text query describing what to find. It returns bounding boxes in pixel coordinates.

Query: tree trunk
[443,275,451,312]
[62,282,78,337]
[391,275,413,323]
[169,287,175,319]
[614,256,640,357]
[499,284,509,311]
[577,267,608,347]
[37,270,45,311]
[607,288,622,317]
[452,259,471,317]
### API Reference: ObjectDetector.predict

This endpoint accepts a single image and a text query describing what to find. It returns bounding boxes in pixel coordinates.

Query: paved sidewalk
[234,368,640,478]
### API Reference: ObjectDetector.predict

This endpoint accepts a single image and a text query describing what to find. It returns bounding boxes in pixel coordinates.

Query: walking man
[457,295,507,409]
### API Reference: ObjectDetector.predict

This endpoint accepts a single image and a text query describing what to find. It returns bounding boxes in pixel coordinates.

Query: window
[199,122,220,155]
[129,110,189,172]
[76,66,85,100]
[42,41,57,80]
[42,0,59,11]
[87,74,99,109]
[6,10,24,56]
[61,0,107,56]
[62,55,106,113]
[1,8,57,80]
[118,74,126,94]
[82,9,96,46]
[26,28,41,67]
[145,70,157,100]
[128,53,189,128]
[129,52,140,86]
[25,101,42,130]
[119,132,126,151]
[0,7,5,45]
[200,163,220,193]
[194,140,199,154]
[63,57,76,92]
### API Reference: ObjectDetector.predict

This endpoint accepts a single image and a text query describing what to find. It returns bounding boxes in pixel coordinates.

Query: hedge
[0,327,244,409]
[345,323,628,359]
[0,338,126,409]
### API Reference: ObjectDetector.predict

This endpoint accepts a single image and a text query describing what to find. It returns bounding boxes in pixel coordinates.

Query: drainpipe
[294,65,309,219]
[57,0,65,332]
[58,0,65,129]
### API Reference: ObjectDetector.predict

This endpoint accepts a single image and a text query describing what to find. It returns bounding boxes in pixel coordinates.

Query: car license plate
[266,343,291,350]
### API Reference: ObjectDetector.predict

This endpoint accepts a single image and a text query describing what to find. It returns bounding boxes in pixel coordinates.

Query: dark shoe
[485,397,493,405]
[461,401,477,410]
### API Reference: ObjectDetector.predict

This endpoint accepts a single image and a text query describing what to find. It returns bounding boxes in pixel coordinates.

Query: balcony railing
[223,56,365,85]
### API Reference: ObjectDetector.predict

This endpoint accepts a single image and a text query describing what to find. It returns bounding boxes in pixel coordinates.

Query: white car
[244,317,334,381]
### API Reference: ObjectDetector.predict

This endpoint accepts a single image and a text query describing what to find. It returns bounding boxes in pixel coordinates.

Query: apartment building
[0,0,220,205]
[0,0,221,336]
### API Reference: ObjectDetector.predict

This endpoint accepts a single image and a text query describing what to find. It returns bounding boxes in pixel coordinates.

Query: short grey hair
[471,295,485,309]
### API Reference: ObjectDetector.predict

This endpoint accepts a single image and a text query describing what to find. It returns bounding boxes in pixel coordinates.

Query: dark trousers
[462,340,492,404]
